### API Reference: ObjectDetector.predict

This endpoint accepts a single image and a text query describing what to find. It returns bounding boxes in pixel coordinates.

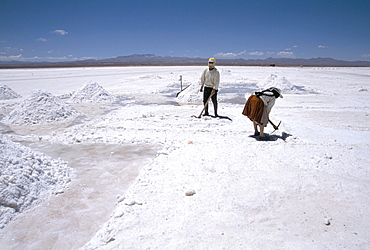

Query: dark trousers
[203,87,218,116]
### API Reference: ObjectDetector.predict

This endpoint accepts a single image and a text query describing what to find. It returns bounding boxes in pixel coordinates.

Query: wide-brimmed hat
[270,87,283,98]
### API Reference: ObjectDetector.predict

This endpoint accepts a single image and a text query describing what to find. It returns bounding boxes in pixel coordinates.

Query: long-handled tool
[269,119,281,134]
[194,92,214,118]
[176,84,191,97]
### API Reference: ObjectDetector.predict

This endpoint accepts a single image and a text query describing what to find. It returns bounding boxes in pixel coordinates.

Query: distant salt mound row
[69,81,114,103]
[3,89,79,125]
[0,134,73,229]
[257,74,298,92]
[0,84,21,100]
[175,83,202,105]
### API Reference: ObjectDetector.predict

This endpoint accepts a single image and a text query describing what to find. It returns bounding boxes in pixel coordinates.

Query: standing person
[242,87,283,140]
[200,57,220,117]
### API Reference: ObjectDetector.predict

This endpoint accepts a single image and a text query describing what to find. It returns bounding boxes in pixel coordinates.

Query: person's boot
[213,102,218,117]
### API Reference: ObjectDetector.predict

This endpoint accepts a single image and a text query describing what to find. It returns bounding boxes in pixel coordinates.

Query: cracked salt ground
[0,142,161,249]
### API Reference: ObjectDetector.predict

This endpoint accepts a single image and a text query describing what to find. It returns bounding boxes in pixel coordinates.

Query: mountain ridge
[1,54,370,68]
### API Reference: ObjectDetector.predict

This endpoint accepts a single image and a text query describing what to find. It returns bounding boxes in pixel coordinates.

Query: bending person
[242,87,283,140]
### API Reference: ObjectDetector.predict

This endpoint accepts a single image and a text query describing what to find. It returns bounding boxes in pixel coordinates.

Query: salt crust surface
[0,66,369,249]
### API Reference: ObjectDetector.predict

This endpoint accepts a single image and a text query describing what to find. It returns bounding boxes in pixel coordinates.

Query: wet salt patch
[0,122,14,134]
[3,90,78,125]
[0,134,73,229]
[66,115,89,127]
[69,81,114,103]
[0,142,160,249]
[223,95,248,105]
[0,85,21,100]
[112,95,134,106]
[220,83,256,104]
[176,82,256,105]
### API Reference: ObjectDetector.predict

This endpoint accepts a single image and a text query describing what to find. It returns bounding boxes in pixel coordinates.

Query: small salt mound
[175,83,202,105]
[3,89,78,125]
[258,74,297,92]
[0,134,73,229]
[357,86,368,92]
[221,69,232,75]
[0,84,21,100]
[69,81,114,103]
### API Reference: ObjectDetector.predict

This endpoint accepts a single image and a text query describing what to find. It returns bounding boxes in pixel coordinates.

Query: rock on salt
[185,189,196,196]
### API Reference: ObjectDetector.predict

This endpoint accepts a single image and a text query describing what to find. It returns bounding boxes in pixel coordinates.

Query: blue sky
[1,0,369,62]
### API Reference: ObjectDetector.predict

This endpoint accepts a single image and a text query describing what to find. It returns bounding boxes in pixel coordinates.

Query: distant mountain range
[1,54,370,68]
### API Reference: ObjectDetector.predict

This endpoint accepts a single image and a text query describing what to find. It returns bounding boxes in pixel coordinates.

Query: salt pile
[0,85,21,100]
[357,86,368,92]
[257,74,298,92]
[0,134,73,229]
[175,83,202,105]
[3,90,78,125]
[69,81,114,103]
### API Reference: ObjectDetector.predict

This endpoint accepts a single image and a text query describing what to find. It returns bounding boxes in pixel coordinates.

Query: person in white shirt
[242,87,283,140]
[200,57,220,117]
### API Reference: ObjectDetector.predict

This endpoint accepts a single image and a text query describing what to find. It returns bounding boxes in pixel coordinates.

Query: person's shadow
[249,132,292,141]
[211,115,233,121]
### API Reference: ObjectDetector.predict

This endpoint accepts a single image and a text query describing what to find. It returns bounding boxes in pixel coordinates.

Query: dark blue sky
[1,0,369,61]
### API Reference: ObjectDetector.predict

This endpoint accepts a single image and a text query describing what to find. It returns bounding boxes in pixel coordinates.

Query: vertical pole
[180,75,183,91]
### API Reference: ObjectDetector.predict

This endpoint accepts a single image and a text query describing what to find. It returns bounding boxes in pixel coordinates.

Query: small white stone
[113,210,124,218]
[324,217,331,226]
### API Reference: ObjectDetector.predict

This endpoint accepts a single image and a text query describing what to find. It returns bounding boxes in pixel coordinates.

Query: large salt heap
[0,134,73,229]
[3,89,78,125]
[69,81,114,103]
[0,85,21,100]
[257,74,298,92]
[175,83,202,105]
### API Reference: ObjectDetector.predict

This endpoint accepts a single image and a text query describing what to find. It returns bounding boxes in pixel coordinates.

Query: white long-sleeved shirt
[200,68,220,90]
[259,92,276,115]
